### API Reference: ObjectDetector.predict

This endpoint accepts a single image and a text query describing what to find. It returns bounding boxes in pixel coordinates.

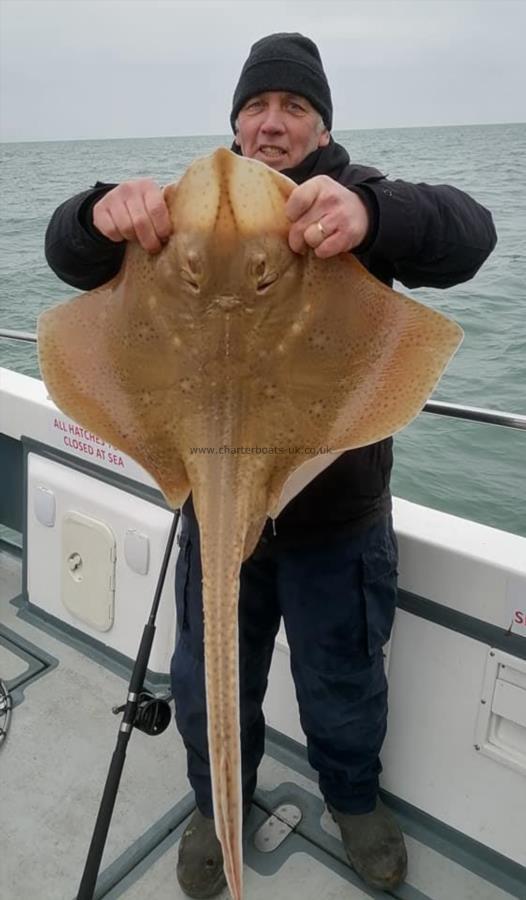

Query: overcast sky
[1,0,525,142]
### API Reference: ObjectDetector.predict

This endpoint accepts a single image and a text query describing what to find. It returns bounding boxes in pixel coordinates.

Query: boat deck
[1,546,523,900]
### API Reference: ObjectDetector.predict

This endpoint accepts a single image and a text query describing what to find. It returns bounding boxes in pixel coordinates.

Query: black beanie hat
[230,33,333,132]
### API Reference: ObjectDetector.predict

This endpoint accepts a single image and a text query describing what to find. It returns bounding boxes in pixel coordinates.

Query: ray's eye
[181,251,202,292]
[181,271,200,292]
[251,254,278,293]
[256,273,279,293]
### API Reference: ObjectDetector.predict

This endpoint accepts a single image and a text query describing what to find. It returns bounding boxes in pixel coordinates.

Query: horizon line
[1,119,524,145]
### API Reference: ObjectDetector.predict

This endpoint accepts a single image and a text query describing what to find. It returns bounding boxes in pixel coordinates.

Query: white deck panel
[382,608,526,866]
[26,453,178,673]
[1,548,524,900]
[0,551,189,900]
[394,497,526,632]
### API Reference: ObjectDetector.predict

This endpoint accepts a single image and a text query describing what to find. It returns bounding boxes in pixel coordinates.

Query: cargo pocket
[360,529,399,658]
[175,531,192,636]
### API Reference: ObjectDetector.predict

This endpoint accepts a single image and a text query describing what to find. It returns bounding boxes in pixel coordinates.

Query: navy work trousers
[170,507,398,817]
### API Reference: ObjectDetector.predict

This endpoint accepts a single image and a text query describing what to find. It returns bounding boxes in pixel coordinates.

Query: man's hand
[92,179,172,254]
[286,175,370,258]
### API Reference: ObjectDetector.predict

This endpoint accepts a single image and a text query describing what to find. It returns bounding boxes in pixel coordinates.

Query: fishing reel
[112,690,172,736]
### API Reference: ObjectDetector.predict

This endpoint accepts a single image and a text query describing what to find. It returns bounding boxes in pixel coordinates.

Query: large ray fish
[38,148,463,899]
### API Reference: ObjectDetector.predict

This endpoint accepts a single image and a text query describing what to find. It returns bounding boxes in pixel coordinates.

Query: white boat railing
[0,328,37,343]
[1,327,526,431]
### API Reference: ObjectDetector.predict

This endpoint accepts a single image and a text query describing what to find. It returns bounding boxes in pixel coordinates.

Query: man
[45,33,496,898]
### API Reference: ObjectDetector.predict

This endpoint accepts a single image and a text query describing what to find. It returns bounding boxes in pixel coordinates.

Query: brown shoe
[177,808,226,899]
[177,803,251,899]
[328,798,408,891]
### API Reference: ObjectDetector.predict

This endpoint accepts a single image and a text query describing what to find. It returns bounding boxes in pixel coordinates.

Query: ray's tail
[195,490,249,900]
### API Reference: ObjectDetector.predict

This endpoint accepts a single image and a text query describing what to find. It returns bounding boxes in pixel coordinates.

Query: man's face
[234,91,330,171]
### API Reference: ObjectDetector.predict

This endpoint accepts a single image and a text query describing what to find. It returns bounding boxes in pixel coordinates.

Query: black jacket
[44,139,497,546]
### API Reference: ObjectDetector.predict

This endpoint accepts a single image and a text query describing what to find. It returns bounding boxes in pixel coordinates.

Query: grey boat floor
[0,547,523,900]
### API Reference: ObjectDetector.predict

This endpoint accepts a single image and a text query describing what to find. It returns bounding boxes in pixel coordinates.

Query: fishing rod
[0,678,13,746]
[77,508,180,900]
